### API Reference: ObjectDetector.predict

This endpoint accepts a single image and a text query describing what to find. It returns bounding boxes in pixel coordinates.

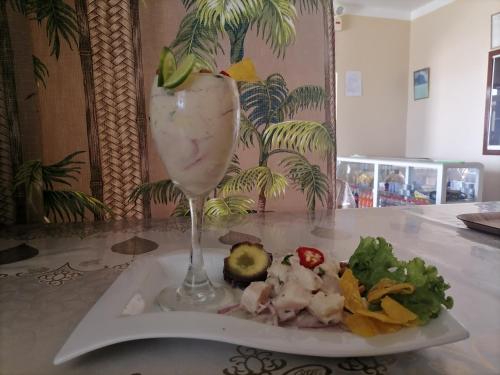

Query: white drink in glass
[150,73,240,311]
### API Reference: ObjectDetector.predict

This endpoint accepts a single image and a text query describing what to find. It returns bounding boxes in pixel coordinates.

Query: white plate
[54,249,469,364]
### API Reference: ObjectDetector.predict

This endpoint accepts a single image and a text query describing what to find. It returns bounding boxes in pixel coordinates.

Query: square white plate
[54,249,469,364]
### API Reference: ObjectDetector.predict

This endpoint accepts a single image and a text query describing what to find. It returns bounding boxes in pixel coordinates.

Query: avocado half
[223,242,272,288]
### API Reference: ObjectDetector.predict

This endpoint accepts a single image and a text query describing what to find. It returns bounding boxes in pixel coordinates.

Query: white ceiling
[336,0,455,20]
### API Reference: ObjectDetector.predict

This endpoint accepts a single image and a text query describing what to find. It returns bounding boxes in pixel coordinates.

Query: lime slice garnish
[163,54,195,89]
[157,47,176,87]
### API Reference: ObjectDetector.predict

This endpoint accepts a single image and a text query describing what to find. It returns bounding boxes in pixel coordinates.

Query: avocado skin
[223,242,272,289]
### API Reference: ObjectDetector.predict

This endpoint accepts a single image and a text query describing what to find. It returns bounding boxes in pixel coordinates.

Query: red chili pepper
[219,70,231,77]
[199,69,212,74]
[296,247,324,269]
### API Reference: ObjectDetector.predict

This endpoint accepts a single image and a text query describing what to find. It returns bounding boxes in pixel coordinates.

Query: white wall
[406,0,500,201]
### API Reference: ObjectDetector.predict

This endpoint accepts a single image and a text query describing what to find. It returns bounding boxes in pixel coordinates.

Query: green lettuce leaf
[348,237,454,324]
[348,237,406,290]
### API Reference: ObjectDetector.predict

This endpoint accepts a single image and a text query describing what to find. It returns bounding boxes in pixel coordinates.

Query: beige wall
[336,15,410,158]
[406,0,500,201]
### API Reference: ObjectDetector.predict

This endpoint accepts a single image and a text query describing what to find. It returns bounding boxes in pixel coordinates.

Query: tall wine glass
[150,73,240,311]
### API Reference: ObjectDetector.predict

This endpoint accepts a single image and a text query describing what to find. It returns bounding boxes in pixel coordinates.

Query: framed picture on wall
[413,68,430,100]
[492,12,500,49]
[483,50,500,155]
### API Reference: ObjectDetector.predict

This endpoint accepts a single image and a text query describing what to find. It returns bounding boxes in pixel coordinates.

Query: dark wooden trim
[75,0,105,217]
[0,0,25,223]
[483,49,500,155]
[130,0,151,218]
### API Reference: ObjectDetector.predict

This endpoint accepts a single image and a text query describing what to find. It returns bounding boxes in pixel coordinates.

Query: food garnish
[296,247,325,269]
[157,47,176,87]
[367,278,415,303]
[161,54,196,89]
[339,268,418,336]
[348,237,453,324]
[225,58,260,82]
[156,47,260,90]
[223,242,272,288]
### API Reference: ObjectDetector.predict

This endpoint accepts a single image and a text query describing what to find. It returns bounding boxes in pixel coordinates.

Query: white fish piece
[240,281,273,314]
[320,273,341,295]
[276,308,296,322]
[267,261,290,283]
[316,260,340,277]
[289,263,323,291]
[307,291,345,324]
[265,277,282,297]
[272,280,312,313]
[293,311,328,328]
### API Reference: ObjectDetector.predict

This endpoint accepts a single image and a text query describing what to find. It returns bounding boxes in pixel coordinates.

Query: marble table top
[1,202,499,375]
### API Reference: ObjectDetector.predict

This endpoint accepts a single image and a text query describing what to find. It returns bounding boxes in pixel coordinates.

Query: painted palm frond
[8,0,30,15]
[254,0,297,57]
[204,195,254,216]
[129,179,184,205]
[13,160,43,202]
[14,151,109,222]
[181,0,197,9]
[222,166,287,198]
[218,154,242,188]
[14,151,85,193]
[196,0,262,30]
[292,0,323,14]
[41,151,85,190]
[33,0,79,59]
[32,55,49,88]
[263,120,333,156]
[239,114,261,148]
[281,85,325,118]
[227,154,241,175]
[171,10,222,70]
[280,154,328,210]
[44,190,110,222]
[240,73,288,127]
[171,197,190,217]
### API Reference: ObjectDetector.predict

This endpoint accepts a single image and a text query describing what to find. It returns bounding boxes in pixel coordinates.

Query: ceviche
[221,237,454,337]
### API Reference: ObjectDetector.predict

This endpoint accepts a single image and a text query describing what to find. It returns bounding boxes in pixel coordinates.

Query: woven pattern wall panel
[87,0,143,219]
[0,62,16,224]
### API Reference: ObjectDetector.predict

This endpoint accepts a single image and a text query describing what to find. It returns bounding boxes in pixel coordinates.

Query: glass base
[157,284,235,313]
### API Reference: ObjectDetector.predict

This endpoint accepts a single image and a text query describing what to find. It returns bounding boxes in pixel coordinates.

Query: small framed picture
[492,12,500,49]
[413,68,430,100]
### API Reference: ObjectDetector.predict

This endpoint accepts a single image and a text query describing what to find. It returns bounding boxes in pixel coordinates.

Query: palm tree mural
[14,151,109,222]
[223,73,333,212]
[7,0,79,86]
[133,0,337,214]
[176,0,297,65]
[1,0,80,224]
[130,156,255,217]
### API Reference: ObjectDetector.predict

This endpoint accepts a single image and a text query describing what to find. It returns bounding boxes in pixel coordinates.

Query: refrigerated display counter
[337,156,483,207]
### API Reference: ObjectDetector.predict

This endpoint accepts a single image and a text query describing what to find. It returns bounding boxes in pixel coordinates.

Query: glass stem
[177,194,216,303]
[189,195,205,272]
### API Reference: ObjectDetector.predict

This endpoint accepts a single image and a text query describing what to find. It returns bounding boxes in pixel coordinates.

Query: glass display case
[337,157,483,208]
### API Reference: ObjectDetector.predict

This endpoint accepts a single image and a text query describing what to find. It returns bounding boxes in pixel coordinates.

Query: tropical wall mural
[0,0,336,225]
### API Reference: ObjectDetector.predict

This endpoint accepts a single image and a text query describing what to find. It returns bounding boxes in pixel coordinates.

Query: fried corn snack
[340,269,418,337]
[367,278,415,303]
